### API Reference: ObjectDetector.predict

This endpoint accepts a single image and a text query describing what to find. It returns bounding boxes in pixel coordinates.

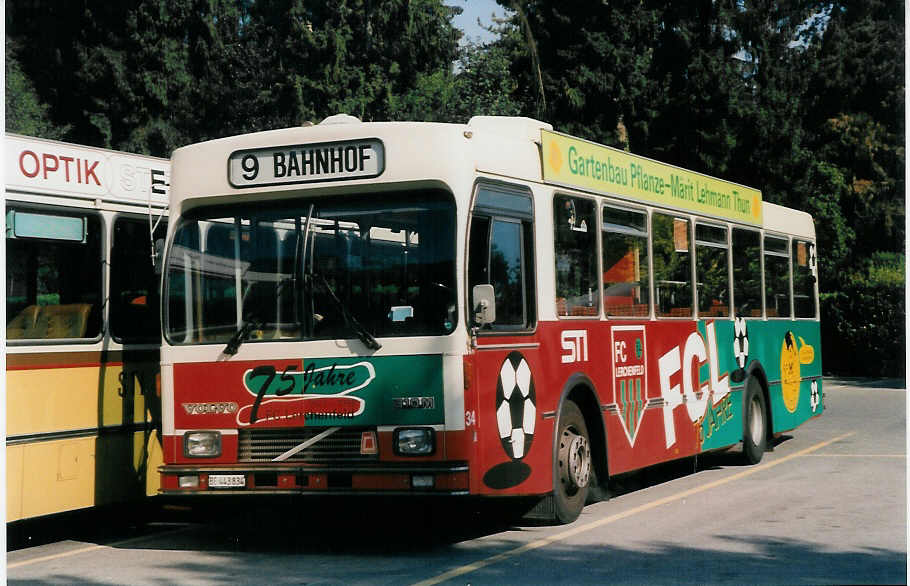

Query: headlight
[184,431,222,458]
[395,428,435,456]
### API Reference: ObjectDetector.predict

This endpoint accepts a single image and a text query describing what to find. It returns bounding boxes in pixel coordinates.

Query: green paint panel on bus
[756,321,823,433]
[698,320,822,451]
[697,320,742,450]
[242,354,445,426]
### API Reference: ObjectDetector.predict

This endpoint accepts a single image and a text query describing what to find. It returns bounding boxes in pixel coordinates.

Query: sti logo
[560,330,589,364]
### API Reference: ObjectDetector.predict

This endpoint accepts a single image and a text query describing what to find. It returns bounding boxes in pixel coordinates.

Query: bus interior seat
[556,297,567,316]
[6,305,40,339]
[7,303,92,340]
[605,304,649,317]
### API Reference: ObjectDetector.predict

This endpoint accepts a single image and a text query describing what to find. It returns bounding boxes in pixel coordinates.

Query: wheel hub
[749,396,763,444]
[560,429,590,492]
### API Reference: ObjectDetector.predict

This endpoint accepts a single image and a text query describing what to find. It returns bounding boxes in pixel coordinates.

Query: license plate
[208,474,246,488]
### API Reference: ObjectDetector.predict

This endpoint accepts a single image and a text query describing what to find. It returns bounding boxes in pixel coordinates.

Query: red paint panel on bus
[173,360,281,430]
[467,319,729,495]
[469,336,551,496]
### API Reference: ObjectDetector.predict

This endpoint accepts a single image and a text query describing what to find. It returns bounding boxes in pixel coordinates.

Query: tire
[585,465,604,505]
[554,400,591,524]
[742,377,768,464]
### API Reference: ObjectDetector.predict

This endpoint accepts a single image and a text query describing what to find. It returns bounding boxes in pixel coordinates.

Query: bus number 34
[465,410,477,427]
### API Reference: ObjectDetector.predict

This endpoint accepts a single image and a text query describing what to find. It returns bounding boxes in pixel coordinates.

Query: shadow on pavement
[7,439,795,553]
[10,524,905,585]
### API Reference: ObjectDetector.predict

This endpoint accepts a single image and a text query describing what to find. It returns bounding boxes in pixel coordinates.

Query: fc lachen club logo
[612,326,647,446]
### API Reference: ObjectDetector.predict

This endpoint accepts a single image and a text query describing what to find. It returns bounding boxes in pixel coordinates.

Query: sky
[451,2,830,49]
[450,0,508,44]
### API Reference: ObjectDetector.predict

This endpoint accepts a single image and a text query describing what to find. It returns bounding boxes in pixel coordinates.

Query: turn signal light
[360,431,378,455]
[178,475,199,488]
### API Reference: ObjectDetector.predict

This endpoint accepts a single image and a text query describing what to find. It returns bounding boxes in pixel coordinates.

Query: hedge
[820,284,906,377]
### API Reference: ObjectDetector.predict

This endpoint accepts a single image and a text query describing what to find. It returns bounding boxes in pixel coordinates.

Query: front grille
[238,427,377,463]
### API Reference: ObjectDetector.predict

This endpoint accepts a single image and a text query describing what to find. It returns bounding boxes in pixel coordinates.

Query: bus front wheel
[742,377,768,464]
[554,400,591,523]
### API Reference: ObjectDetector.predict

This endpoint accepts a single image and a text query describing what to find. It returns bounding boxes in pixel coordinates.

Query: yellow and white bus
[158,116,821,523]
[5,134,169,522]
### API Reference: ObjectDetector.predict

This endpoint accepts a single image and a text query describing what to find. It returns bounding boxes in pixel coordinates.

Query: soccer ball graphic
[496,352,536,460]
[733,317,750,369]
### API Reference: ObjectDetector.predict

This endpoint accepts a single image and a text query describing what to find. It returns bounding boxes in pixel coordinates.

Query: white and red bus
[158,116,821,523]
[5,134,169,522]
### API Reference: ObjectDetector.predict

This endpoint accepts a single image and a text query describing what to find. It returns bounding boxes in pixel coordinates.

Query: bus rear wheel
[554,400,591,524]
[742,377,768,464]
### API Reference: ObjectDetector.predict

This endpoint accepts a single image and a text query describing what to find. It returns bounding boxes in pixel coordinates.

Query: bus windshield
[164,190,456,345]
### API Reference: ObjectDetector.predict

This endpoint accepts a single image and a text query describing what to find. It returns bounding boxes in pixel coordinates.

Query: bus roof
[169,118,543,213]
[5,133,170,208]
[762,200,815,240]
[170,116,813,238]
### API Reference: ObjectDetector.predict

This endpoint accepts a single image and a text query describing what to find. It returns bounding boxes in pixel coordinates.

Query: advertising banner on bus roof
[541,130,762,225]
[5,134,169,205]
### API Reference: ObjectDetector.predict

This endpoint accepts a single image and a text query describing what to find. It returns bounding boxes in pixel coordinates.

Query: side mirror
[153,238,165,275]
[472,284,496,325]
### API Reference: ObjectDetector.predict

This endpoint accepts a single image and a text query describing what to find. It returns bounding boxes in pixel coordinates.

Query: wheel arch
[745,361,773,441]
[553,373,609,491]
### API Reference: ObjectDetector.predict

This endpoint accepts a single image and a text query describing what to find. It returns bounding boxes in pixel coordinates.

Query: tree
[5,0,463,154]
[493,1,657,147]
[6,0,251,155]
[389,37,523,122]
[803,0,904,278]
[640,1,746,174]
[237,0,461,128]
[5,37,68,139]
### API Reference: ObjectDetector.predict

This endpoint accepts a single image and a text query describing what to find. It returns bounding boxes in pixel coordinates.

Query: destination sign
[541,130,762,225]
[228,138,384,187]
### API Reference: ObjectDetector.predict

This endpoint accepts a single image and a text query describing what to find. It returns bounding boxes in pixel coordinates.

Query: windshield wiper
[224,275,298,356]
[315,273,381,351]
[223,317,262,356]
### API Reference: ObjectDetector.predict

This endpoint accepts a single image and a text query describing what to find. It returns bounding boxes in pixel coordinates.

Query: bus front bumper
[159,463,469,495]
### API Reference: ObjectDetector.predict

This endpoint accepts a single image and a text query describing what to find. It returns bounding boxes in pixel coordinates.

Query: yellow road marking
[7,525,193,570]
[413,431,857,586]
[803,454,905,458]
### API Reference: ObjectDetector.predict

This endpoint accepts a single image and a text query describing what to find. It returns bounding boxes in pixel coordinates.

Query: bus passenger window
[490,220,526,325]
[653,213,692,317]
[111,217,167,343]
[165,222,200,343]
[554,195,598,317]
[793,240,817,318]
[468,216,491,305]
[695,223,730,317]
[468,186,535,331]
[602,206,649,317]
[5,207,102,340]
[764,236,791,318]
[732,228,762,317]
